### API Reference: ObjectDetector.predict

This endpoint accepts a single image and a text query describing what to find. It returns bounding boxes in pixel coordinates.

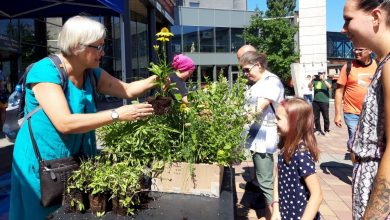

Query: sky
[247,0,345,32]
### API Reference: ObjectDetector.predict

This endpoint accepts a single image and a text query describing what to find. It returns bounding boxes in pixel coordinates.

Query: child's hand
[271,212,281,220]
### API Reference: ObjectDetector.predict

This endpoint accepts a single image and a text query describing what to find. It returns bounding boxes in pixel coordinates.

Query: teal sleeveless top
[10,57,101,219]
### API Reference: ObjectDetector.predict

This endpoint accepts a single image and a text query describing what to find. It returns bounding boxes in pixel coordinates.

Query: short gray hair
[57,16,106,56]
[239,51,268,70]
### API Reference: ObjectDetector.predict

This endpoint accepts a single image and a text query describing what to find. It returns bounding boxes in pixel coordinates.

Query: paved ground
[234,101,353,220]
[0,101,353,219]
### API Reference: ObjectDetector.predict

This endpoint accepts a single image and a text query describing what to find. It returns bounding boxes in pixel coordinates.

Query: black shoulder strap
[346,61,352,78]
[48,54,68,91]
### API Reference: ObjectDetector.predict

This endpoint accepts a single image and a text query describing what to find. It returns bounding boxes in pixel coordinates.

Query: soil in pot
[63,189,86,214]
[111,196,128,216]
[89,193,109,214]
[147,96,172,115]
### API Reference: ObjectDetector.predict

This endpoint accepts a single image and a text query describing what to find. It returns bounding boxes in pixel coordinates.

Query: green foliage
[98,75,248,167]
[87,161,111,195]
[243,1,298,84]
[107,161,146,215]
[177,76,248,166]
[266,0,296,17]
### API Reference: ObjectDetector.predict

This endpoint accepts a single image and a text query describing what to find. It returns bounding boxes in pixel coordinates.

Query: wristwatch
[111,109,119,121]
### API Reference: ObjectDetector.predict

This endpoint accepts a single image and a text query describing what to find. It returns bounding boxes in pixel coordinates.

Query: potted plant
[151,75,248,197]
[87,161,111,216]
[147,27,176,115]
[108,161,147,216]
[64,159,93,213]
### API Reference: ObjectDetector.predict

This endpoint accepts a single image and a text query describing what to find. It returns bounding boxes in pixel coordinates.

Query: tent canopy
[0,0,124,18]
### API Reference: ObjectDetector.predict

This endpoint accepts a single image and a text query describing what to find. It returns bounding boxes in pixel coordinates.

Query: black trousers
[312,101,330,132]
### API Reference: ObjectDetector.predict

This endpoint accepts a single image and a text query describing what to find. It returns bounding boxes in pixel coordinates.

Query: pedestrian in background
[334,47,376,155]
[302,74,313,103]
[10,16,158,220]
[272,98,322,220]
[309,69,332,136]
[240,51,285,218]
[342,0,390,219]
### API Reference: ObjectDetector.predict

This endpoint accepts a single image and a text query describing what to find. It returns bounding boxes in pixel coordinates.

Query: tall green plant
[148,27,175,97]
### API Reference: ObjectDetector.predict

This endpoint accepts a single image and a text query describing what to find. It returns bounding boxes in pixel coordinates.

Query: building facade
[0,0,175,93]
[171,2,254,88]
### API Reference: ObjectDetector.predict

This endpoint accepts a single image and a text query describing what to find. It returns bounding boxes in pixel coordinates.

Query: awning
[0,0,124,19]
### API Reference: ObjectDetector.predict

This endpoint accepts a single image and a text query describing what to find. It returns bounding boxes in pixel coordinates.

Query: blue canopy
[0,0,124,18]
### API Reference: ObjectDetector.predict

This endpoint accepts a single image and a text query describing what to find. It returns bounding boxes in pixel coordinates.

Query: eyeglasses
[82,44,105,52]
[242,64,256,74]
[352,48,367,53]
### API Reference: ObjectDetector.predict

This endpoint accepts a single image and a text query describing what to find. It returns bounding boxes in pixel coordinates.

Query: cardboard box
[151,162,224,198]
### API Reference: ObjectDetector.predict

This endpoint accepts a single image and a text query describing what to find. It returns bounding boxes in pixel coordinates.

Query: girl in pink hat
[170,54,195,103]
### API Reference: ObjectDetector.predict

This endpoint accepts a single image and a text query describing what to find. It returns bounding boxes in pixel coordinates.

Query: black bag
[28,116,82,208]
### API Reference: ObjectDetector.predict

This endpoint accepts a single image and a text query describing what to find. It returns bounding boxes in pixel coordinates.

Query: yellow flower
[157,37,170,42]
[156,27,174,38]
[179,103,190,113]
[153,45,160,51]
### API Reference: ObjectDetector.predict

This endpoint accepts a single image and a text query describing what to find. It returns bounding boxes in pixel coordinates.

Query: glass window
[183,26,198,53]
[199,26,214,53]
[200,66,214,85]
[231,28,245,53]
[231,66,240,83]
[171,25,182,54]
[189,2,200,7]
[217,66,229,79]
[215,28,229,53]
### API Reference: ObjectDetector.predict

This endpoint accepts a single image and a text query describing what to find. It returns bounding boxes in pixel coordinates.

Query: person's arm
[308,79,314,90]
[97,69,157,99]
[301,173,323,220]
[363,62,390,219]
[271,163,281,220]
[247,98,272,121]
[323,79,332,89]
[334,84,345,127]
[32,81,154,134]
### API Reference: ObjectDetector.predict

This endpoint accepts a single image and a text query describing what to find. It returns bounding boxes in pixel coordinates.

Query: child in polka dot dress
[272,98,323,220]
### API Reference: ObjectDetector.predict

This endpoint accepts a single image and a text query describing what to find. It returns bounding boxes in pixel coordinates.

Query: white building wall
[292,0,327,97]
[183,0,246,10]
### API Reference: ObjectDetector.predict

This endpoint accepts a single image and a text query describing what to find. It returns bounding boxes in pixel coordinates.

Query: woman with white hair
[9,16,157,219]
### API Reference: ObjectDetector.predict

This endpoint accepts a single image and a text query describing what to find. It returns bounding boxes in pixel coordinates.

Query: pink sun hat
[172,54,195,72]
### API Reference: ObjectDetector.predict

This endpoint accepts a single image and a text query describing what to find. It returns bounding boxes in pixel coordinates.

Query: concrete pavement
[234,101,353,220]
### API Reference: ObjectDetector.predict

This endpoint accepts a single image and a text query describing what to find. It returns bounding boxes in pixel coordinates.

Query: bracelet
[271,200,279,207]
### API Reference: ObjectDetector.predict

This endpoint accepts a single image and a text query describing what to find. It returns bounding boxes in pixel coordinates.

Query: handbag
[27,114,83,208]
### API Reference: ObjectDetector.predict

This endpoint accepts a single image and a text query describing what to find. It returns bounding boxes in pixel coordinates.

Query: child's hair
[279,97,319,163]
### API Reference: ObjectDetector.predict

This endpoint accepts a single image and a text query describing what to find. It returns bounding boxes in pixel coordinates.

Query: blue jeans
[344,113,360,149]
[303,94,313,104]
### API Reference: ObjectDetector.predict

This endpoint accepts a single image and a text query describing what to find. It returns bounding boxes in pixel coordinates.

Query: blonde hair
[57,16,106,56]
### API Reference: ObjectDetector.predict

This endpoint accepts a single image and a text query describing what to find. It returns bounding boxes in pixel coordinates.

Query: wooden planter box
[151,162,224,198]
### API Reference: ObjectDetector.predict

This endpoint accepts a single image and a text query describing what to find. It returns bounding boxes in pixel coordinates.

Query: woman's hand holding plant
[115,103,154,121]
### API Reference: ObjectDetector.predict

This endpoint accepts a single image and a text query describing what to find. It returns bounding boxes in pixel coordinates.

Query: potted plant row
[64,158,150,217]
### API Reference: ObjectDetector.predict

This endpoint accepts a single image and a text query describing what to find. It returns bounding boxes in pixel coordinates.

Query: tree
[243,0,298,92]
[266,0,296,17]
